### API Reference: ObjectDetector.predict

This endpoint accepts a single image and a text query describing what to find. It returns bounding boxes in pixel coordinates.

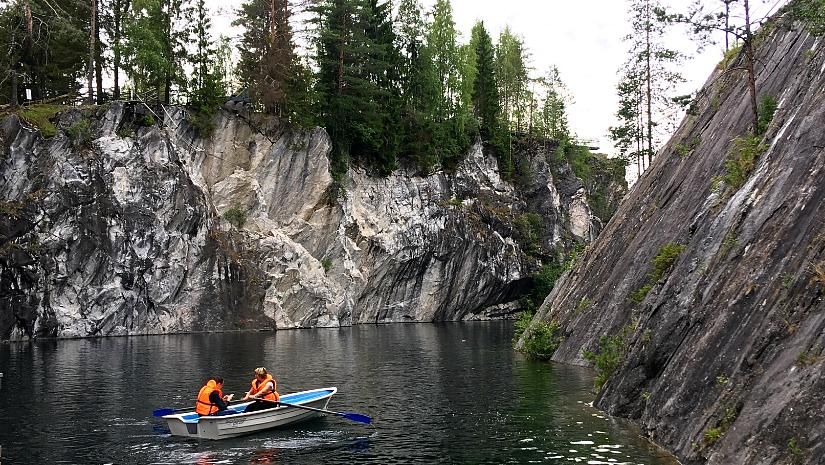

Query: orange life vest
[195,379,223,416]
[250,374,279,402]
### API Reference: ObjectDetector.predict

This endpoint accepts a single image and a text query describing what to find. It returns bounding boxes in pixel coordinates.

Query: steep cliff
[521,15,825,465]
[0,103,623,339]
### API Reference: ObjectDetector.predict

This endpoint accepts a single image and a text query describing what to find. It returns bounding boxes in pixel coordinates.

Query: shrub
[321,258,333,272]
[575,297,592,314]
[788,438,805,461]
[142,114,155,126]
[513,310,533,343]
[717,43,743,69]
[675,136,701,158]
[629,243,684,304]
[628,284,653,303]
[651,243,686,281]
[520,321,564,360]
[567,144,593,183]
[797,345,821,366]
[223,207,247,229]
[704,427,723,445]
[0,200,25,218]
[187,110,216,137]
[65,119,92,147]
[723,135,767,191]
[702,406,739,447]
[583,321,636,389]
[516,213,544,254]
[756,95,778,135]
[791,0,825,36]
[116,126,135,138]
[811,262,825,288]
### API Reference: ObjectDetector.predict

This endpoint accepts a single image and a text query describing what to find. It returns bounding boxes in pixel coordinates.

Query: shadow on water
[0,322,678,464]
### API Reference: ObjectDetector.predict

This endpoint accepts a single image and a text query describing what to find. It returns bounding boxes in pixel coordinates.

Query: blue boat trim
[175,388,335,424]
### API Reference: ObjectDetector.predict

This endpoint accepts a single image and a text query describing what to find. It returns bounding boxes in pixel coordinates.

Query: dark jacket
[208,390,229,412]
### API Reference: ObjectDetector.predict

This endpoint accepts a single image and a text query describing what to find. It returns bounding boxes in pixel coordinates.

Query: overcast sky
[207,0,786,156]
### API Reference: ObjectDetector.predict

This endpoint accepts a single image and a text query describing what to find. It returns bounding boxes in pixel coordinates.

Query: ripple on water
[1,324,680,465]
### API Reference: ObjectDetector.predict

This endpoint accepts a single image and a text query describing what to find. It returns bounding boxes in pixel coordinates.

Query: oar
[256,398,372,424]
[153,406,192,417]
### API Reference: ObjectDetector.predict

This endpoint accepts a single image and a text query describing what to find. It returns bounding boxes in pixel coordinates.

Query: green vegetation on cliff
[629,242,685,303]
[583,320,638,389]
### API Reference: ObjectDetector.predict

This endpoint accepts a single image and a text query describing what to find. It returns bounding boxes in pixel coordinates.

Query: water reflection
[249,448,279,464]
[0,322,678,464]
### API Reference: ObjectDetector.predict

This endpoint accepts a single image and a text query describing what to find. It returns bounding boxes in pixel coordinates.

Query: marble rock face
[521,23,825,465]
[0,103,609,340]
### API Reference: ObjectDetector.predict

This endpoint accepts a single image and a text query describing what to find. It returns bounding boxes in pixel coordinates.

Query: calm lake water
[0,322,678,464]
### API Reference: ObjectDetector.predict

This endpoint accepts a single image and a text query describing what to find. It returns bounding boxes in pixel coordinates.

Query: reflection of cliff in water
[0,323,676,464]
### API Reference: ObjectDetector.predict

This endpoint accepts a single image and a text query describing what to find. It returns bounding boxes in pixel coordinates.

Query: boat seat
[180,413,200,424]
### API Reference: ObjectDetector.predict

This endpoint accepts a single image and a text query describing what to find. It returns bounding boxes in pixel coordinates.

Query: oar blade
[341,412,372,424]
[152,408,176,417]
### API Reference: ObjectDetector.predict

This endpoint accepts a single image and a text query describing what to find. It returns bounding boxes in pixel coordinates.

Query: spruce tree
[310,0,399,175]
[495,27,527,132]
[0,0,87,104]
[470,21,498,140]
[121,0,191,103]
[426,0,459,123]
[395,0,427,112]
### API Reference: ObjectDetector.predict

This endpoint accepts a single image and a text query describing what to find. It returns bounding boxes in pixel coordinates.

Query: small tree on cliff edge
[658,0,781,134]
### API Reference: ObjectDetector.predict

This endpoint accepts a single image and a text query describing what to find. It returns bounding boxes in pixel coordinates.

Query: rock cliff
[0,103,623,339]
[521,16,825,465]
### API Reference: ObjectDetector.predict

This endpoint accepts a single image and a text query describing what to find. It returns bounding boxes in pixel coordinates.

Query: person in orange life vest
[242,367,280,413]
[195,376,234,416]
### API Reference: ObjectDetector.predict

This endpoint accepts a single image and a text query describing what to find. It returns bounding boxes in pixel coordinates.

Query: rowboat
[163,387,337,440]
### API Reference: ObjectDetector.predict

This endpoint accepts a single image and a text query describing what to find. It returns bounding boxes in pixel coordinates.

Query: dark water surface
[0,322,678,464]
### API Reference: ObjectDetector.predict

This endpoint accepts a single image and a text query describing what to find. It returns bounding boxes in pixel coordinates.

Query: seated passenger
[242,367,280,413]
[195,376,234,416]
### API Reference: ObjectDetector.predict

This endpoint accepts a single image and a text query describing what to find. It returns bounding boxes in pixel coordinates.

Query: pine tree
[455,41,477,140]
[106,0,131,100]
[188,0,225,125]
[610,68,645,176]
[661,0,768,135]
[235,0,315,123]
[610,0,684,172]
[86,0,96,103]
[539,66,569,141]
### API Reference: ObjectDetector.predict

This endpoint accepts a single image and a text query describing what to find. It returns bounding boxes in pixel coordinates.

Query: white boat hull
[164,387,337,440]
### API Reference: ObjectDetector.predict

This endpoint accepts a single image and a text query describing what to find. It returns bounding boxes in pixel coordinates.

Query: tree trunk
[87,0,97,104]
[114,1,121,100]
[163,0,172,104]
[95,3,103,103]
[645,0,653,167]
[743,0,759,131]
[21,0,32,101]
[725,0,731,51]
[11,70,18,108]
